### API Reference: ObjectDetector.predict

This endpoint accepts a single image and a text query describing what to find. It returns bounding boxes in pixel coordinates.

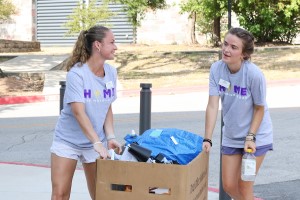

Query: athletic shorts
[50,140,107,163]
[221,143,273,157]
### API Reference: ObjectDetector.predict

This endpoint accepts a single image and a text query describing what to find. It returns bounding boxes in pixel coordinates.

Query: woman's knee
[51,181,71,200]
[223,180,239,197]
[51,187,71,200]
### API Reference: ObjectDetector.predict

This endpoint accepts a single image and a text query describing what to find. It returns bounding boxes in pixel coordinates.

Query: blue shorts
[221,144,273,157]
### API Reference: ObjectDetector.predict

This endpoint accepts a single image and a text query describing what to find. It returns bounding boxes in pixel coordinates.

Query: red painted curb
[0,161,50,168]
[267,78,300,87]
[0,95,45,105]
[1,79,299,105]
[0,94,59,105]
[0,161,83,170]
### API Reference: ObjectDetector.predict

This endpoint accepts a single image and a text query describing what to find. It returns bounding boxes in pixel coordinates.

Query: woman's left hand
[108,139,122,154]
[244,141,256,153]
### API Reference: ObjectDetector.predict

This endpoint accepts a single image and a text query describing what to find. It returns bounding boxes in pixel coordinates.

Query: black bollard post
[59,81,66,114]
[139,83,152,135]
[218,51,231,200]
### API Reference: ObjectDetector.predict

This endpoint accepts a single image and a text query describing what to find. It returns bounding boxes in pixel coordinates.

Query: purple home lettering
[233,85,247,96]
[219,85,226,92]
[103,89,111,98]
[84,89,91,98]
[241,88,247,96]
[234,86,241,94]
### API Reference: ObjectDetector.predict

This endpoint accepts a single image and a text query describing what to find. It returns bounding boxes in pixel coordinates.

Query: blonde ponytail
[66,30,90,71]
[66,25,110,71]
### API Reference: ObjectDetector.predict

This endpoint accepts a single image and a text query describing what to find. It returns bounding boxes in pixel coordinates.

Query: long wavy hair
[66,25,110,71]
[226,27,255,60]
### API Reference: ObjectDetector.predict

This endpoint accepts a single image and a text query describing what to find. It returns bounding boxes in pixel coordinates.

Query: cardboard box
[95,151,209,200]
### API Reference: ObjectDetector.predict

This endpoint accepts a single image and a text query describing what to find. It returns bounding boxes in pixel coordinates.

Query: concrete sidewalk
[0,162,220,200]
[1,54,300,199]
[0,162,89,200]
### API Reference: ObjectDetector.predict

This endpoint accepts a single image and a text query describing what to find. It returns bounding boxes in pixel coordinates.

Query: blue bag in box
[124,128,203,165]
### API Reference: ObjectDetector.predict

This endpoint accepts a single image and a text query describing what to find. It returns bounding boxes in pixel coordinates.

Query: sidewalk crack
[5,130,53,151]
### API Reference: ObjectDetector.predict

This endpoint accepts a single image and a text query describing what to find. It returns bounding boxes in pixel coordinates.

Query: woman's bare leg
[83,162,97,200]
[222,154,243,199]
[51,153,77,200]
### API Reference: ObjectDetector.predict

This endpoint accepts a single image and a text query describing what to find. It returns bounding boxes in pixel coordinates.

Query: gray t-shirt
[54,62,117,149]
[209,60,273,148]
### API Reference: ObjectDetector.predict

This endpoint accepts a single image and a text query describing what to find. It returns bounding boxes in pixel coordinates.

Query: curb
[0,94,59,105]
[0,95,45,105]
[1,79,299,105]
[0,85,209,105]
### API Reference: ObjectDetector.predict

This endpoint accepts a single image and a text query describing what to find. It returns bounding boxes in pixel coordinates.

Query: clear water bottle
[241,148,256,181]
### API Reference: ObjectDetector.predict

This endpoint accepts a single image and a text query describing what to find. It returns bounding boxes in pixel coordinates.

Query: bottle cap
[131,130,136,136]
[246,148,253,153]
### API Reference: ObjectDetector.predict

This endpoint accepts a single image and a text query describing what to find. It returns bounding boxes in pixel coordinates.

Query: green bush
[64,0,114,36]
[233,0,300,43]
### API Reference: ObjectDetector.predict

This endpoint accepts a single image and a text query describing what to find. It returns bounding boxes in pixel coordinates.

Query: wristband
[106,135,116,141]
[246,132,256,142]
[245,137,256,143]
[93,141,102,146]
[247,132,256,137]
[203,138,212,147]
[245,138,256,143]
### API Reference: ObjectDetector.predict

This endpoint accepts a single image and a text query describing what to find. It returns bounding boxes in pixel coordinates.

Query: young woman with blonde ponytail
[50,25,121,200]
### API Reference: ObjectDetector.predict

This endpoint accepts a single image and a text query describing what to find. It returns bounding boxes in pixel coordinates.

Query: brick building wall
[0,39,40,53]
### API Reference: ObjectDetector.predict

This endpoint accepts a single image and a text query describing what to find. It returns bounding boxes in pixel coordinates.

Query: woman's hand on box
[94,142,109,159]
[202,142,212,153]
[108,139,122,154]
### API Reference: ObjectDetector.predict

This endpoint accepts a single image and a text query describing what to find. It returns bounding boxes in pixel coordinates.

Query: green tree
[0,0,17,21]
[180,0,227,46]
[113,0,167,43]
[179,0,202,44]
[233,0,300,43]
[64,0,114,36]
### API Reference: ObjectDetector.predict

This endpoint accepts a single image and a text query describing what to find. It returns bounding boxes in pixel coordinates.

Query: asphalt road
[0,107,299,199]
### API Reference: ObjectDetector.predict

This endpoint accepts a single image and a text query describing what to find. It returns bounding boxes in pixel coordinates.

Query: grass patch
[106,47,300,90]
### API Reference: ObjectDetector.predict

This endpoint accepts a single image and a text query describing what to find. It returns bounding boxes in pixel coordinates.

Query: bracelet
[246,132,256,142]
[93,141,102,146]
[247,132,256,137]
[203,138,212,147]
[245,138,255,143]
[106,135,116,141]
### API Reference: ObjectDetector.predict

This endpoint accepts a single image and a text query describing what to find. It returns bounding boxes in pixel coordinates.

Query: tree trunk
[133,13,138,44]
[213,16,221,46]
[187,12,198,44]
[191,12,198,44]
[212,0,221,47]
[133,27,137,44]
